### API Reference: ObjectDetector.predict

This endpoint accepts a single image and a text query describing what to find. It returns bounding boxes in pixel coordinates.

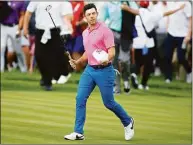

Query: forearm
[77,19,87,26]
[166,17,169,32]
[63,14,73,32]
[163,7,181,17]
[18,13,24,30]
[23,11,32,31]
[122,5,139,15]
[108,47,115,61]
[187,17,192,37]
[76,52,87,64]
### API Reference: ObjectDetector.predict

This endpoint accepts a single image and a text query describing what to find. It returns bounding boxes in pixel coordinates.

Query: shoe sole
[124,90,131,95]
[64,137,85,140]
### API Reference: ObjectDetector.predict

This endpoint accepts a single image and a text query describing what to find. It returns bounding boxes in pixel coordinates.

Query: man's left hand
[184,35,191,44]
[121,4,128,11]
[100,60,109,66]
[16,29,21,38]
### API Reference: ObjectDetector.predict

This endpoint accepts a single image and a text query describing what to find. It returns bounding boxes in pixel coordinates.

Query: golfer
[64,3,134,141]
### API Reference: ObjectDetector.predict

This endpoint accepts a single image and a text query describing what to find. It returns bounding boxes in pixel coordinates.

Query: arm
[100,46,115,66]
[187,16,192,38]
[23,2,37,38]
[76,19,87,26]
[76,52,88,64]
[18,11,25,31]
[63,14,73,33]
[23,11,32,38]
[69,52,87,69]
[100,27,115,65]
[121,4,139,15]
[183,2,192,44]
[166,16,169,32]
[163,4,185,17]
[184,16,192,43]
[61,2,73,34]
[107,46,115,62]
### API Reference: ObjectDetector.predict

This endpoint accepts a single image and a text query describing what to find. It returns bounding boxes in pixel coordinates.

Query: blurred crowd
[0,1,192,92]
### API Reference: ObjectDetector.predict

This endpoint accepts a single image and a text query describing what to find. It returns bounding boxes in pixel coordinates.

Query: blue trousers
[74,64,132,134]
[164,33,191,80]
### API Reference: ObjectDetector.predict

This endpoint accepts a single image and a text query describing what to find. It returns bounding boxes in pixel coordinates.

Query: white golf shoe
[57,73,72,84]
[57,75,68,84]
[186,72,192,84]
[64,132,85,140]
[51,79,57,84]
[124,118,134,140]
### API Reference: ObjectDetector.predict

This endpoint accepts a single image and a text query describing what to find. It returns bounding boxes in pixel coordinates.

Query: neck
[89,22,97,30]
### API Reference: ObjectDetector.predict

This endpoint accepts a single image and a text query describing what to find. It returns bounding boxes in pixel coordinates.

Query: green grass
[1,70,192,144]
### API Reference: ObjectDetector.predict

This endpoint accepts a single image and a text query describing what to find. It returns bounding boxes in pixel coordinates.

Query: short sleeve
[61,2,73,16]
[103,27,115,49]
[184,2,192,18]
[27,2,38,13]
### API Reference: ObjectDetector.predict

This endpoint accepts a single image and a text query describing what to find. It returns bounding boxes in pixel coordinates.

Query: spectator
[23,2,73,90]
[164,1,192,84]
[148,1,166,76]
[23,1,36,73]
[99,1,136,94]
[52,3,74,85]
[0,1,27,73]
[121,0,185,89]
[152,1,168,76]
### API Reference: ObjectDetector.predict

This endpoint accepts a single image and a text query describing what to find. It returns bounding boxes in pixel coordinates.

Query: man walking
[64,3,134,141]
[23,2,73,90]
[164,1,192,83]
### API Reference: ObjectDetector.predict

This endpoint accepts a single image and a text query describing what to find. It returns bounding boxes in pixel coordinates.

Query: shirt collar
[87,22,101,33]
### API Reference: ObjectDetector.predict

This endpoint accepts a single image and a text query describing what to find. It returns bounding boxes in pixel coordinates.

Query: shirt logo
[96,49,102,54]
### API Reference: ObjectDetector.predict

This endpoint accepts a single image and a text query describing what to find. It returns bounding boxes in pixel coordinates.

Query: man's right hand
[69,59,77,70]
[179,3,186,10]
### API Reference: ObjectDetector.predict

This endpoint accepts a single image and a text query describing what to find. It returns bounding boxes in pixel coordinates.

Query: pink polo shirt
[82,22,115,65]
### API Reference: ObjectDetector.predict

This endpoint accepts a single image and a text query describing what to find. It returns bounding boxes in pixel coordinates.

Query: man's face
[84,8,98,25]
[152,0,158,5]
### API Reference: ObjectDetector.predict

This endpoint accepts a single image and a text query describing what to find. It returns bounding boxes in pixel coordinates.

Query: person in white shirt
[121,0,185,90]
[23,2,73,90]
[164,1,192,84]
[149,1,168,77]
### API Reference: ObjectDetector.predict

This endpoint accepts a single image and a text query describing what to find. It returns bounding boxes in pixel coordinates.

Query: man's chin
[91,21,96,25]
